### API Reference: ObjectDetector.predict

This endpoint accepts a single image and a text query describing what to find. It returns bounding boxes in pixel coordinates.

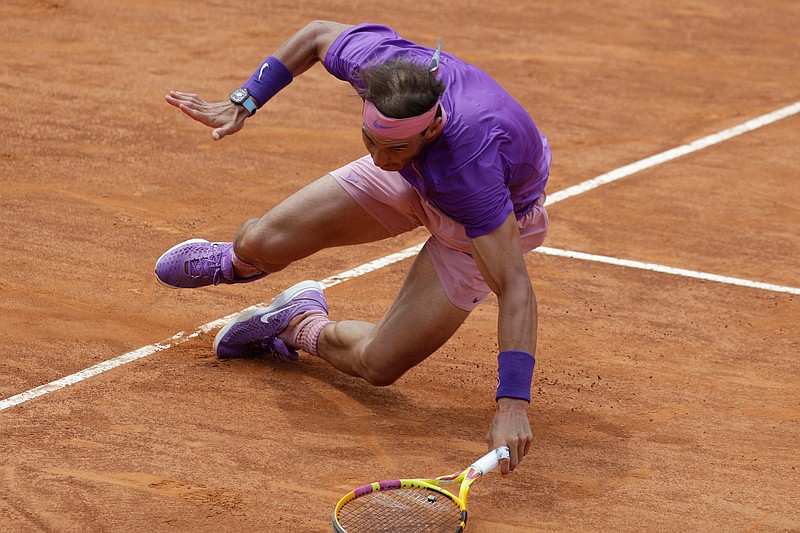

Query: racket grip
[471,446,510,474]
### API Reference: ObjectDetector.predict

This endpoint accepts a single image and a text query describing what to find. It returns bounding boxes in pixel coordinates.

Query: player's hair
[356,57,445,119]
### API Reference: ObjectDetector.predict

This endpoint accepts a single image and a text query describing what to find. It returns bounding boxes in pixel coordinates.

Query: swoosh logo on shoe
[258,62,270,81]
[260,302,302,325]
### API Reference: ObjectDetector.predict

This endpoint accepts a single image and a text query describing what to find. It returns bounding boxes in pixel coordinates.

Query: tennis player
[156,21,550,475]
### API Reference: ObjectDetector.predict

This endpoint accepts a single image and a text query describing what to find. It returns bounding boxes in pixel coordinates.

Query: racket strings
[337,487,462,532]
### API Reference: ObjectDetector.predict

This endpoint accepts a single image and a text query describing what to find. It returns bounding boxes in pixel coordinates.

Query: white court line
[534,247,800,295]
[1,102,798,412]
[547,101,800,204]
[0,246,424,412]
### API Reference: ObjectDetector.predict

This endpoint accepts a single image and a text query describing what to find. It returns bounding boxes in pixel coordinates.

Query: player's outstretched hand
[165,90,248,141]
[486,397,533,476]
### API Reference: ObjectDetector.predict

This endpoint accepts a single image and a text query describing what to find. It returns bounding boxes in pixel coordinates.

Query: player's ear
[424,116,444,141]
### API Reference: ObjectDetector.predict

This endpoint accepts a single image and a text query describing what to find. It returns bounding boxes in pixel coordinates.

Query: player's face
[361,127,428,172]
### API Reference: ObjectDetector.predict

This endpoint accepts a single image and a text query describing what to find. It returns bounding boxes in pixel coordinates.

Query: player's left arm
[469,211,536,475]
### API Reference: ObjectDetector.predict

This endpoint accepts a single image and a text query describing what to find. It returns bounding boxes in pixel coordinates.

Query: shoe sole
[154,238,211,288]
[213,280,324,355]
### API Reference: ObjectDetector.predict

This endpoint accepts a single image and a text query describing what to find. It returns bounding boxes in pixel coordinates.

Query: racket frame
[332,447,509,533]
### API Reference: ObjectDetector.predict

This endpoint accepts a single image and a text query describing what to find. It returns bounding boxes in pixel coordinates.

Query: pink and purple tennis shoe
[214,280,328,360]
[155,238,266,288]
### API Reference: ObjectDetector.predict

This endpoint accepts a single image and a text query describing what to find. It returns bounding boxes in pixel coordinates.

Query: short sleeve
[323,24,410,86]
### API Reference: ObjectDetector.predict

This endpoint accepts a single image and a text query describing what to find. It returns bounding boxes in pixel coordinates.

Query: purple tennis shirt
[324,23,550,238]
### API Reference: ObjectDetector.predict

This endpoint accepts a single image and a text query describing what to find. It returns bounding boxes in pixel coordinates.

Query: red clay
[1,1,798,531]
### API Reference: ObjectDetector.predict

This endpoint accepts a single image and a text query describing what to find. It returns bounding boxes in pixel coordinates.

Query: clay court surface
[2,1,799,531]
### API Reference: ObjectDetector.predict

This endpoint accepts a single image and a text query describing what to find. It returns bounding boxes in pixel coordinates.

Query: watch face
[230,88,248,104]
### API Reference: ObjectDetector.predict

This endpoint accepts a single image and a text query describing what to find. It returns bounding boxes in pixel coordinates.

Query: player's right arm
[272,20,351,76]
[164,20,351,140]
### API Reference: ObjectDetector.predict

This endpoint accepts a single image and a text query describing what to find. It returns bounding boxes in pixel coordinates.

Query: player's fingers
[166,91,192,106]
[499,456,512,476]
[178,104,228,130]
[487,434,510,476]
[178,103,208,122]
[169,91,204,103]
[509,443,522,472]
[166,93,211,116]
[165,93,189,109]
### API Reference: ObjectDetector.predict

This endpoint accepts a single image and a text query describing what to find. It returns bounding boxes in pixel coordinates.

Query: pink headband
[362,99,439,140]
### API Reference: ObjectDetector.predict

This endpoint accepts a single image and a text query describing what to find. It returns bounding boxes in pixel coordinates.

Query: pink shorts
[330,155,549,311]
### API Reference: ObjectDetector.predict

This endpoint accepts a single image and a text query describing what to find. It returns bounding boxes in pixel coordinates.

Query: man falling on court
[155,20,551,475]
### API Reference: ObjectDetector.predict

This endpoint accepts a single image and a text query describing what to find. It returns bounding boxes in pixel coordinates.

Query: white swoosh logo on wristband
[258,62,270,81]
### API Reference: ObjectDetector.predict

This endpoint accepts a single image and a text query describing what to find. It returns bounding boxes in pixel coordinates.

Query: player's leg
[314,194,550,384]
[231,175,392,274]
[155,174,391,288]
[213,242,472,376]
[211,189,549,369]
[212,156,444,362]
[315,244,470,385]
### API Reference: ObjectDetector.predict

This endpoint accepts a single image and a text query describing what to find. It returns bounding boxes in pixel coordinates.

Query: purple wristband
[496,350,535,402]
[241,56,293,107]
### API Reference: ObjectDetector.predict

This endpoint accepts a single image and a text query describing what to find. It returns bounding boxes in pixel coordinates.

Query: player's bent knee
[359,356,411,387]
[235,223,292,268]
[361,371,401,388]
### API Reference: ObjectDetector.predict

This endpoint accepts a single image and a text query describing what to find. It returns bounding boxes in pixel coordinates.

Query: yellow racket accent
[332,447,509,532]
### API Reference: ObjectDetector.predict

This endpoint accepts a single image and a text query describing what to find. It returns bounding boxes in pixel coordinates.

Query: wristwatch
[230,87,257,116]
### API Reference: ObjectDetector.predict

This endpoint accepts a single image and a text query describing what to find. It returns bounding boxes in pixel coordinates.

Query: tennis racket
[332,446,510,533]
